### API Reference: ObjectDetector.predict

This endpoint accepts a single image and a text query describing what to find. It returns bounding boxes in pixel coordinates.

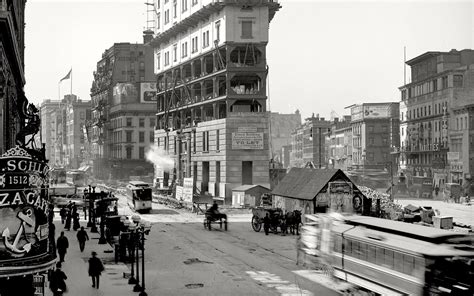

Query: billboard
[232,132,264,149]
[0,146,55,277]
[351,105,363,121]
[363,105,390,119]
[140,82,157,103]
[182,178,194,202]
[112,83,138,105]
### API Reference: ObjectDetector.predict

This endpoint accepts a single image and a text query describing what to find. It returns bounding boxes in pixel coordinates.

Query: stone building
[269,110,301,164]
[90,42,155,180]
[150,0,281,200]
[397,49,474,193]
[325,115,352,171]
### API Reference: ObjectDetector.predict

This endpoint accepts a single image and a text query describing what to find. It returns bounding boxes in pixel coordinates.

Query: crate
[433,216,453,229]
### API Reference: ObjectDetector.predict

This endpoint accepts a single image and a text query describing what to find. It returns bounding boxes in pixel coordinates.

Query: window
[191,36,198,53]
[173,0,177,18]
[453,75,463,87]
[382,137,388,145]
[150,131,154,142]
[428,105,431,115]
[241,20,253,39]
[126,147,132,159]
[193,131,196,153]
[126,131,133,142]
[139,131,145,143]
[126,117,133,127]
[139,61,145,70]
[192,0,197,5]
[203,131,209,152]
[156,12,161,29]
[442,76,448,89]
[382,126,388,133]
[157,0,160,9]
[150,118,155,127]
[433,79,437,91]
[368,125,374,133]
[156,53,161,70]
[173,44,177,62]
[164,51,169,66]
[164,9,169,24]
[182,0,187,11]
[181,42,188,57]
[369,137,374,145]
[202,30,209,48]
[215,20,221,42]
[216,129,220,151]
[139,147,145,159]
[139,118,145,127]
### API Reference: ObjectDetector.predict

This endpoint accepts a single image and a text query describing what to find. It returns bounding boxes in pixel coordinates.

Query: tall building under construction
[150,0,280,200]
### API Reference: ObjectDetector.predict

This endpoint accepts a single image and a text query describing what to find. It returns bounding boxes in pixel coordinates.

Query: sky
[24,0,473,121]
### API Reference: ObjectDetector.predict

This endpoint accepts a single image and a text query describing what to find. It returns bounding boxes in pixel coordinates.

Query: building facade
[40,99,61,163]
[289,114,330,169]
[269,110,301,164]
[150,0,280,199]
[397,49,474,192]
[90,43,155,180]
[326,115,352,171]
[64,95,91,168]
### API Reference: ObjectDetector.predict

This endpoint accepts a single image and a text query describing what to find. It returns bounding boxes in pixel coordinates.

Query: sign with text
[0,146,55,277]
[232,132,264,150]
[447,152,460,161]
[175,186,183,200]
[33,274,45,296]
[363,105,390,119]
[140,82,157,103]
[182,178,194,203]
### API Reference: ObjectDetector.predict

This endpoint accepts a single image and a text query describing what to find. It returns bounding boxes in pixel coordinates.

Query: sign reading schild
[0,146,55,277]
[232,132,264,150]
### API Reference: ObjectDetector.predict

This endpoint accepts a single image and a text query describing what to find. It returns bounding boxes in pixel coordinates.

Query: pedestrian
[50,262,67,296]
[76,226,89,252]
[59,206,67,224]
[56,231,69,263]
[263,213,271,235]
[72,212,80,231]
[64,209,72,231]
[88,251,105,289]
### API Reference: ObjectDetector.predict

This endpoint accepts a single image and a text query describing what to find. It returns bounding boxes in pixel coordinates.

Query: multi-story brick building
[326,115,352,171]
[63,95,91,168]
[290,114,330,169]
[150,0,281,199]
[90,42,155,180]
[397,49,474,193]
[269,110,301,164]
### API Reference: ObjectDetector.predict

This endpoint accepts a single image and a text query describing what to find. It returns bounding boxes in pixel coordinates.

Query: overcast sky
[24,0,473,120]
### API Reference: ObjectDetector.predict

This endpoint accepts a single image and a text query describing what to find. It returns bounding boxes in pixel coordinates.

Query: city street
[113,193,340,296]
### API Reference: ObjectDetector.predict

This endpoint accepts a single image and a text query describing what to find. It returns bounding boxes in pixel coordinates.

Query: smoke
[145,145,174,171]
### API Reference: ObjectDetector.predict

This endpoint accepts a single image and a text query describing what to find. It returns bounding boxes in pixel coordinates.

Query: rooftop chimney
[143,29,154,44]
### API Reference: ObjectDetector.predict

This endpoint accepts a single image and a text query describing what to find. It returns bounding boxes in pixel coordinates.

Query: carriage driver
[210,201,225,220]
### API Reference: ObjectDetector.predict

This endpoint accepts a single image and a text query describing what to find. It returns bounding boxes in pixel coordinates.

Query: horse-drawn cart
[203,208,228,231]
[251,207,285,233]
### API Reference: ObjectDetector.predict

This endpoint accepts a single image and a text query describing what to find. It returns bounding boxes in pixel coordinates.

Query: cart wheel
[251,216,261,232]
[270,225,278,234]
[224,221,228,231]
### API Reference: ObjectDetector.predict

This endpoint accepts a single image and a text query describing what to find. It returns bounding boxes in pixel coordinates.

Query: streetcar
[126,181,152,213]
[66,170,88,187]
[298,214,474,295]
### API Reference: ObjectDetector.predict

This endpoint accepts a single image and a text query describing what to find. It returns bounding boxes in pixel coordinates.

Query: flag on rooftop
[60,69,72,82]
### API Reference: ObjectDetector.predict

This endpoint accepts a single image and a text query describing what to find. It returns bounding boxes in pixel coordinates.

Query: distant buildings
[326,115,352,171]
[40,95,91,168]
[150,0,281,199]
[90,42,155,180]
[397,49,474,192]
[269,110,301,164]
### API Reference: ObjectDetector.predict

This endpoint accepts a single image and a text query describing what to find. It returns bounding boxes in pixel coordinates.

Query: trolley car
[126,181,152,213]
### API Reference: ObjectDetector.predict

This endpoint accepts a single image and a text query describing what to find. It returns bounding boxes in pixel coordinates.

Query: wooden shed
[231,185,271,208]
[271,168,369,216]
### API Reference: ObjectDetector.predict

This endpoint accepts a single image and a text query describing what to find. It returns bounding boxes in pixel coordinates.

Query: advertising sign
[351,105,363,121]
[112,83,138,105]
[447,152,460,161]
[363,105,390,119]
[0,146,55,277]
[182,178,194,203]
[232,132,264,150]
[140,82,157,103]
[33,274,45,296]
[175,186,183,200]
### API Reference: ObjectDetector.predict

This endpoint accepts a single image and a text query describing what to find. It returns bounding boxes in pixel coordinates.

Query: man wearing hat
[88,251,104,289]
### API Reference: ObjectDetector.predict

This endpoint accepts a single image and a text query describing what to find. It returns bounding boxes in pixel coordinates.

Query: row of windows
[110,117,155,129]
[333,236,425,277]
[112,131,154,144]
[157,130,220,153]
[158,24,218,69]
[401,74,463,100]
[157,0,201,29]
[111,146,147,160]
[403,101,448,121]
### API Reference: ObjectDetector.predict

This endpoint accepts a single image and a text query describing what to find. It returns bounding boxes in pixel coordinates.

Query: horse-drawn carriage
[203,207,228,231]
[251,207,302,235]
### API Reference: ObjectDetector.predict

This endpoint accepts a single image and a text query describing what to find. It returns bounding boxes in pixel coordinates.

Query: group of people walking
[50,202,105,295]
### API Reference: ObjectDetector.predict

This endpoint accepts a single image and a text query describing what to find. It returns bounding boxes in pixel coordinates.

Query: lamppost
[127,222,137,285]
[88,185,98,233]
[98,191,107,244]
[131,216,141,292]
[137,221,152,296]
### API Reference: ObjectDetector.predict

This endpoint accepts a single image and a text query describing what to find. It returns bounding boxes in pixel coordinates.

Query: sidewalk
[45,212,134,296]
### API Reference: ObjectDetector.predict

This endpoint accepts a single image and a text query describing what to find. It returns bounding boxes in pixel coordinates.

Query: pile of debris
[358,185,403,220]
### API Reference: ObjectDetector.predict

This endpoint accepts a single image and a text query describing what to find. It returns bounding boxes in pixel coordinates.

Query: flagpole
[70,68,73,95]
[58,82,60,100]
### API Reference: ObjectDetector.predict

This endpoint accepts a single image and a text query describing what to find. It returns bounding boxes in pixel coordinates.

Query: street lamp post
[138,221,152,296]
[132,216,142,292]
[98,192,107,244]
[127,224,137,285]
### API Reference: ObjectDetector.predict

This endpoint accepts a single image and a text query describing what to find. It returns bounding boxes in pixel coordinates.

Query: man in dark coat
[88,251,104,289]
[59,206,67,224]
[76,226,89,252]
[263,213,271,235]
[56,231,69,262]
[50,262,67,295]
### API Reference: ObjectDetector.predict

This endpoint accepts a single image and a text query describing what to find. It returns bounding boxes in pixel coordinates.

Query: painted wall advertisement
[140,82,157,103]
[363,105,390,119]
[351,105,363,121]
[0,146,55,277]
[232,127,264,150]
[112,83,138,105]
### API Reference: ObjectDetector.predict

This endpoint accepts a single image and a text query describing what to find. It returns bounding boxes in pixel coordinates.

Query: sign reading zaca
[0,146,51,272]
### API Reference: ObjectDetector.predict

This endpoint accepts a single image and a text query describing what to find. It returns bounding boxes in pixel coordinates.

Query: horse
[285,210,302,235]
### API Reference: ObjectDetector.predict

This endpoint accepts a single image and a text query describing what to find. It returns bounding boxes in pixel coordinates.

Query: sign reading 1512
[4,174,29,186]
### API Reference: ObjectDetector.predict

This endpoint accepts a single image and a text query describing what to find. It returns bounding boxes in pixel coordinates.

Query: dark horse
[285,210,302,235]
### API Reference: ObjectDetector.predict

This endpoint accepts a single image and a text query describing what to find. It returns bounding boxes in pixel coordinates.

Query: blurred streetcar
[126,181,152,213]
[298,214,474,295]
